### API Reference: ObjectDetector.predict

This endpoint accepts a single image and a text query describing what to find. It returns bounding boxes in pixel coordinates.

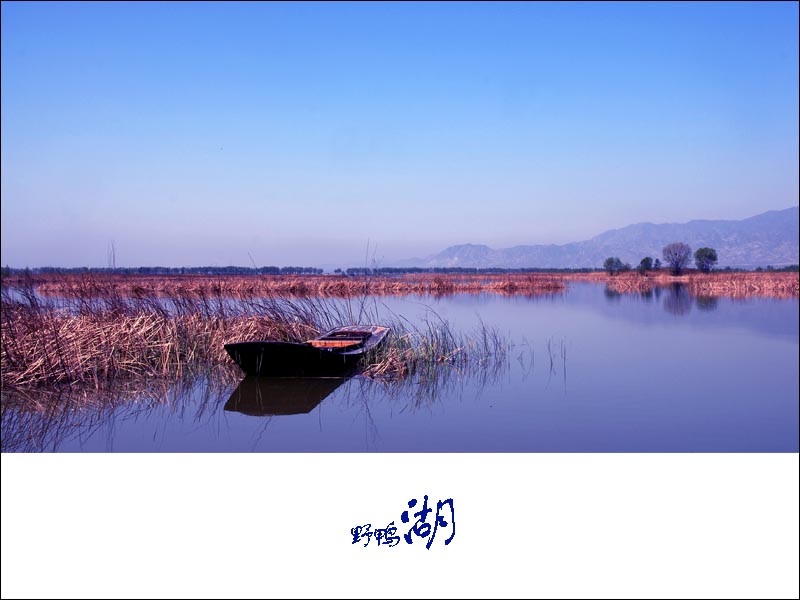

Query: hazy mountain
[396,207,799,269]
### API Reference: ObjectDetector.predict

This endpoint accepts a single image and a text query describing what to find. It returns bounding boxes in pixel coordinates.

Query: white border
[1,454,798,599]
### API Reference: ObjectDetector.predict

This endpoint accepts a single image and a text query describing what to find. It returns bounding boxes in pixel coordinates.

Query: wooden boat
[224,325,390,377]
[224,376,346,416]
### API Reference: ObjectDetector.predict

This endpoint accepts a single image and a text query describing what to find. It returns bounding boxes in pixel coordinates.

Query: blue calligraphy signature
[351,495,455,549]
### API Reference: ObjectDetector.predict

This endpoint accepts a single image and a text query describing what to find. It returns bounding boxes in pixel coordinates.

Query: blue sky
[1,1,797,268]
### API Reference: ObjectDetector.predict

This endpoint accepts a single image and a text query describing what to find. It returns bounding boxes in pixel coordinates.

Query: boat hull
[225,326,389,377]
[225,341,365,377]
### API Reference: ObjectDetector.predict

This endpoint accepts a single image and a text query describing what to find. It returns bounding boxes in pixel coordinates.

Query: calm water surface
[2,283,797,452]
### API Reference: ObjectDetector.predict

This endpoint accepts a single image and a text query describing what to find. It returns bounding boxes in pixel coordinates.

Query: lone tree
[637,256,653,275]
[603,257,626,275]
[662,242,692,275]
[694,247,718,273]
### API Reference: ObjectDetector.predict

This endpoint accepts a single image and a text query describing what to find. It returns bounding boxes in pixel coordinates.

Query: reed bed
[1,281,510,388]
[585,271,799,299]
[362,316,508,381]
[24,272,566,299]
[13,270,796,300]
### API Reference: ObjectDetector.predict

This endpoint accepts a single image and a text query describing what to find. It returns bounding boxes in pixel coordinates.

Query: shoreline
[2,270,797,299]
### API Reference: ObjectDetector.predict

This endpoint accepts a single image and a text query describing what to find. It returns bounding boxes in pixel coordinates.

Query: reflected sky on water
[2,283,797,452]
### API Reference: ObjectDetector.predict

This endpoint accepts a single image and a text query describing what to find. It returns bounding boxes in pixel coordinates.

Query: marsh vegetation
[0,276,511,387]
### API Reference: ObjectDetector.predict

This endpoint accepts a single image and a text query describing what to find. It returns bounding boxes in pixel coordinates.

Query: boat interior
[307,329,375,349]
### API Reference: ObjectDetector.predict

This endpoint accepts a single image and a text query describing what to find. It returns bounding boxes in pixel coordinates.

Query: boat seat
[326,331,373,338]
[308,339,364,349]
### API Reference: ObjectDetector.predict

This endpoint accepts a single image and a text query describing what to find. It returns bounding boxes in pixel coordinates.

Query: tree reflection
[695,295,719,312]
[663,283,692,316]
[601,280,722,315]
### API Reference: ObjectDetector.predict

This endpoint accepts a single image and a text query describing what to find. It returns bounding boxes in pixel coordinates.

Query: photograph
[1,1,797,598]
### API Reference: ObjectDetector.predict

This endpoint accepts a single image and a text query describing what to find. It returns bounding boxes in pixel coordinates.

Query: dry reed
[1,280,510,387]
[25,272,566,299]
[15,270,797,300]
[584,271,798,299]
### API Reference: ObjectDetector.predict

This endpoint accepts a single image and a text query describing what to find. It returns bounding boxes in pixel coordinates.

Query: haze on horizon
[1,2,798,269]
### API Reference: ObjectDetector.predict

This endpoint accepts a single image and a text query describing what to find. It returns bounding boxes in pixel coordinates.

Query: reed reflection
[1,344,517,452]
[0,374,234,452]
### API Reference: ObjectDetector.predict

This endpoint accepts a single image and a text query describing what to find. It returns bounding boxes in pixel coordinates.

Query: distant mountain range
[395,207,799,269]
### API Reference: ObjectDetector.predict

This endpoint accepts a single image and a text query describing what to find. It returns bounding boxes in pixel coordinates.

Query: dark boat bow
[224,325,389,377]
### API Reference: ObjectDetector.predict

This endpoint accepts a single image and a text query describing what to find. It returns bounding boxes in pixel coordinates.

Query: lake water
[2,283,798,452]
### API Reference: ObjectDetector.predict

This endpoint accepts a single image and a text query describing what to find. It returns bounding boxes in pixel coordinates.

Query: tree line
[341,266,599,276]
[2,258,796,279]
[604,243,719,275]
[0,266,325,276]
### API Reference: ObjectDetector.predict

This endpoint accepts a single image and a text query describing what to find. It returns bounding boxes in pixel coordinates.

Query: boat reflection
[224,376,348,417]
